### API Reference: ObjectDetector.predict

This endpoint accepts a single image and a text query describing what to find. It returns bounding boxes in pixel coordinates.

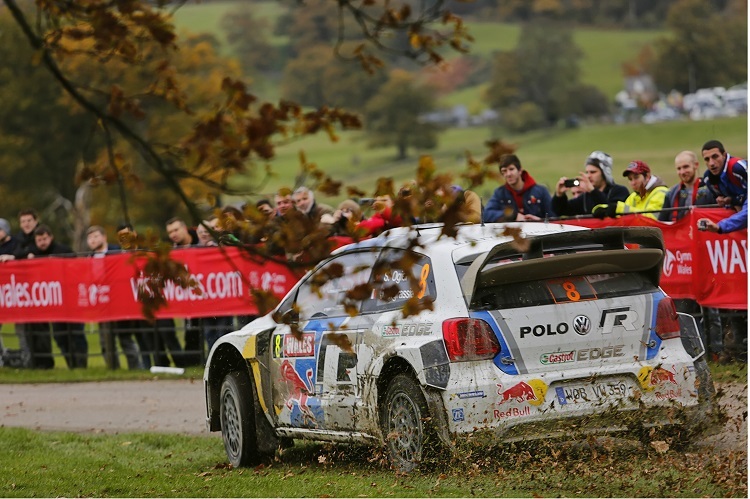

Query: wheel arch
[374,354,453,448]
[376,355,417,410]
[206,343,252,432]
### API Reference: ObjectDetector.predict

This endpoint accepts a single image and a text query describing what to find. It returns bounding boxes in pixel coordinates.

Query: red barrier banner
[562,208,747,309]
[0,247,300,323]
[0,212,746,322]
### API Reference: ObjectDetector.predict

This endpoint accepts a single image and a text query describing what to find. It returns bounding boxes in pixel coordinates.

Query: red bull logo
[497,382,537,403]
[650,367,678,386]
[655,389,682,400]
[280,360,315,420]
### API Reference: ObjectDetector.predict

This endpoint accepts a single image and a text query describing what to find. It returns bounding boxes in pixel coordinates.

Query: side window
[295,250,378,320]
[362,248,436,313]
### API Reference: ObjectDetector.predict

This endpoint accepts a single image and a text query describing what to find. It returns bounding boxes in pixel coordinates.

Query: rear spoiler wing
[459,227,665,304]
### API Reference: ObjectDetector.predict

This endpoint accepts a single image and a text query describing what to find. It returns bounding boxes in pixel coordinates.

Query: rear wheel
[694,357,716,405]
[220,371,258,467]
[380,374,432,472]
[649,357,718,449]
[683,357,718,437]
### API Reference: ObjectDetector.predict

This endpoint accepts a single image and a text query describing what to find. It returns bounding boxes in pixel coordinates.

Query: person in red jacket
[357,194,403,236]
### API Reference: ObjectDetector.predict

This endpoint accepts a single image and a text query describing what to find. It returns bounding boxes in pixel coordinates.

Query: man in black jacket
[26,225,88,368]
[0,218,19,260]
[552,151,630,217]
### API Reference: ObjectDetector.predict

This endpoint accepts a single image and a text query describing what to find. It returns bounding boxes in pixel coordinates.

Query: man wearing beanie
[593,160,668,220]
[552,151,629,217]
[0,218,20,261]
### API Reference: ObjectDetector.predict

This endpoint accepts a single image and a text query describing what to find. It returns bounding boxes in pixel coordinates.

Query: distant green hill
[171,1,662,105]
[228,116,748,208]
[169,2,743,211]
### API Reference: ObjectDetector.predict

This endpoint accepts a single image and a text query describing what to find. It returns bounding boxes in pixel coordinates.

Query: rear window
[471,272,657,310]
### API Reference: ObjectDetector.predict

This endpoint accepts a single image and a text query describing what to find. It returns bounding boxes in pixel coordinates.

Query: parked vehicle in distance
[203,223,715,471]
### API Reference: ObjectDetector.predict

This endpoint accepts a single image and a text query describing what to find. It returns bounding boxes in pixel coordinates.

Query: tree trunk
[397,141,407,160]
[73,181,91,253]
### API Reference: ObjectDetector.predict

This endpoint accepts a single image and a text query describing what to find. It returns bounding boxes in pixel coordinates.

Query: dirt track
[0,378,213,436]
[0,379,746,452]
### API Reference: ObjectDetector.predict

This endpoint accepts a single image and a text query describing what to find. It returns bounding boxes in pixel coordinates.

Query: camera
[698,219,708,231]
[564,179,580,188]
[357,197,374,206]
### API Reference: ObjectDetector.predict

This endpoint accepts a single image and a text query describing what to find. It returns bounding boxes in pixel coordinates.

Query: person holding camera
[552,151,629,217]
[320,199,363,237]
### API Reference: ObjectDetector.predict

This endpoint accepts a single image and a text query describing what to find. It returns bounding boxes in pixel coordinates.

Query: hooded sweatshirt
[482,170,555,222]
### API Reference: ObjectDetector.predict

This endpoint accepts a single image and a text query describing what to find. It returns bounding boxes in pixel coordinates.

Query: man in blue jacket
[482,154,555,222]
[697,139,747,234]
[696,139,747,364]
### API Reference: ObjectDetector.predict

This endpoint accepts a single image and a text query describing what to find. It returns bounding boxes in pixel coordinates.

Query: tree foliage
[485,22,609,128]
[221,4,279,75]
[0,13,98,242]
[650,0,747,93]
[0,0,482,318]
[364,70,439,159]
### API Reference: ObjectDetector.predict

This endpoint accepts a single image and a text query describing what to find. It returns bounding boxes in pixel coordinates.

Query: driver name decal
[273,333,315,358]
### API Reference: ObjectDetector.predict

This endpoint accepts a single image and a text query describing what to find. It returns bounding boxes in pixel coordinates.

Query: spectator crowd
[0,139,746,369]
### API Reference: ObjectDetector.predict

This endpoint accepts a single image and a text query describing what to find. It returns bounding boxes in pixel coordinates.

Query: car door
[270,250,378,430]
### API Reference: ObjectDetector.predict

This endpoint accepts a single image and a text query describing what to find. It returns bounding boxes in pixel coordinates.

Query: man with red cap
[593,160,668,220]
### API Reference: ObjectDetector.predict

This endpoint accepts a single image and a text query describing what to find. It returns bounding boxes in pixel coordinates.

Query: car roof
[335,222,589,261]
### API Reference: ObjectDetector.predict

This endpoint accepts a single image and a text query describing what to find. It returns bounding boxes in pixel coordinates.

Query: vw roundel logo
[573,315,592,335]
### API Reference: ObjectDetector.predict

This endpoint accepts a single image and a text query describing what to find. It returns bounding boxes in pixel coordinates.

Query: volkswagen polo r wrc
[204,223,715,471]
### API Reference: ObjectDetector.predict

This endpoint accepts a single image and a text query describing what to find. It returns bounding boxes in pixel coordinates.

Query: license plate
[555,381,629,406]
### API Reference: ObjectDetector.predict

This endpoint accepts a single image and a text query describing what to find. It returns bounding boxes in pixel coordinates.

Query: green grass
[0,427,745,497]
[227,116,748,208]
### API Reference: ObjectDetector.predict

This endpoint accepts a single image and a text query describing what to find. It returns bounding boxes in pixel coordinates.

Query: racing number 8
[417,264,430,299]
[274,334,282,358]
[562,281,580,302]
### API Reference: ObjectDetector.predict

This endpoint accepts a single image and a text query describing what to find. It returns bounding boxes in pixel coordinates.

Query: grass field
[227,116,748,208]
[167,0,710,210]
[0,424,745,497]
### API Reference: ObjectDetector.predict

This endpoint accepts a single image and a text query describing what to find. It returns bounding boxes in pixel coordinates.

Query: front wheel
[380,374,433,472]
[220,371,259,467]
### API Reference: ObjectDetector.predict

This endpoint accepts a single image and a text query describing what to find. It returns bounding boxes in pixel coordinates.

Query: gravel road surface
[0,379,212,436]
[0,379,746,453]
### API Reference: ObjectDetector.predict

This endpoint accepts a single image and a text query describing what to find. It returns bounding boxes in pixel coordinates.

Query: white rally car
[204,223,715,471]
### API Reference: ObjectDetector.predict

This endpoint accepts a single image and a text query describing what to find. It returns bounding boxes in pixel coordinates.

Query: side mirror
[279,306,299,325]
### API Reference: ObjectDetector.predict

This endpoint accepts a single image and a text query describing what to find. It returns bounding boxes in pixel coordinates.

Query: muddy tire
[694,357,716,407]
[380,374,433,472]
[220,371,259,467]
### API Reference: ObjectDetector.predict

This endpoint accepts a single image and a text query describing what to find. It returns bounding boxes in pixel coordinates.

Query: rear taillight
[442,318,500,362]
[655,297,681,339]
